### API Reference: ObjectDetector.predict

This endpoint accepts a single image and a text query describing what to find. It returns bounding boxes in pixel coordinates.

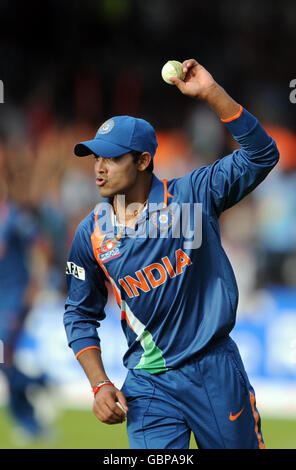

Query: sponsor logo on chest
[97,239,121,263]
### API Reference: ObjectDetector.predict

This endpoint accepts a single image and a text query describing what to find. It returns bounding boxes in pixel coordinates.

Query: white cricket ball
[116,402,127,414]
[161,60,185,85]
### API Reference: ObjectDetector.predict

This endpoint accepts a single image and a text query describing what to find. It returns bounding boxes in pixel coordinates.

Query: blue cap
[74,115,158,159]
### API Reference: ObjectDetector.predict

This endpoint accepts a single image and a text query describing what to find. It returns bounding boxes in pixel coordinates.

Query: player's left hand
[169,59,217,101]
[93,385,128,425]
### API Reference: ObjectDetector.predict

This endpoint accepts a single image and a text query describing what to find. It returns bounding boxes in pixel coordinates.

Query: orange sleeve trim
[75,346,101,359]
[220,104,243,123]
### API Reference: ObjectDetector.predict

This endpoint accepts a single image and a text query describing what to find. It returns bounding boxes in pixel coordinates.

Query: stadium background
[0,0,296,449]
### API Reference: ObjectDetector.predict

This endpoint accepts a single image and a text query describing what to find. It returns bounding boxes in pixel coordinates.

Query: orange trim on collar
[162,179,173,208]
[220,104,243,123]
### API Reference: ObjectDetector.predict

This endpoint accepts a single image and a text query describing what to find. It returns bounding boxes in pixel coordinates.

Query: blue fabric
[0,202,47,437]
[1,365,48,436]
[0,202,38,351]
[121,336,264,449]
[0,202,38,297]
[64,108,279,373]
[74,115,158,158]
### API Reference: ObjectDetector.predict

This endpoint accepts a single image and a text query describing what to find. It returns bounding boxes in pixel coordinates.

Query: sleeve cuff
[222,107,259,139]
[220,104,243,123]
[70,337,101,358]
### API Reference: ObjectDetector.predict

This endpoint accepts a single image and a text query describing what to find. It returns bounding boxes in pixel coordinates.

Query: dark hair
[130,150,154,173]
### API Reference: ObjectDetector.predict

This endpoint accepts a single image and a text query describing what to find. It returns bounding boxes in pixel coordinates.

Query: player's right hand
[169,58,217,101]
[93,385,128,425]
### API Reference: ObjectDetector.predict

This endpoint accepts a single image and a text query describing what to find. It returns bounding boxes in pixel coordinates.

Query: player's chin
[97,185,111,197]
[98,186,118,199]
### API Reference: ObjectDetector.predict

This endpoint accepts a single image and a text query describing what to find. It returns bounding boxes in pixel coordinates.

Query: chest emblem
[97,239,121,263]
[151,209,174,230]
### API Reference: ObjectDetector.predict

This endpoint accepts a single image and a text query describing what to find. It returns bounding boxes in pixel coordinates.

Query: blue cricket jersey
[64,108,279,373]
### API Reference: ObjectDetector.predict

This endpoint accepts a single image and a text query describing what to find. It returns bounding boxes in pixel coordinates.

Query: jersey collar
[102,174,170,212]
[96,174,172,236]
[147,174,168,211]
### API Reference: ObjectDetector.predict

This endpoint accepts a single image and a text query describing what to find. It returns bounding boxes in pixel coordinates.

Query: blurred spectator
[252,166,296,287]
[0,148,49,439]
[153,129,196,179]
[185,103,225,166]
[250,123,296,288]
[263,124,296,173]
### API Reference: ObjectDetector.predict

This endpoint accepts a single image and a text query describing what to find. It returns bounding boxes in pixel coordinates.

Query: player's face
[94,153,138,198]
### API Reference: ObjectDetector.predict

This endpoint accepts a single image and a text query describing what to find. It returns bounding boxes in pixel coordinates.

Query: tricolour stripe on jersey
[90,205,167,374]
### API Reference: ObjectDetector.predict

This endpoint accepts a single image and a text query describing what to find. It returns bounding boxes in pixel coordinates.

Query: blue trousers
[121,336,264,449]
[0,304,47,436]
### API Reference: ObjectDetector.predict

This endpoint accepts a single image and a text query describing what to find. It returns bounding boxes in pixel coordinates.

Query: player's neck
[116,172,152,208]
[113,172,152,226]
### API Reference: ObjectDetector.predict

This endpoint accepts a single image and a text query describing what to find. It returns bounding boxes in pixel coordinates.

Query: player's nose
[95,157,107,173]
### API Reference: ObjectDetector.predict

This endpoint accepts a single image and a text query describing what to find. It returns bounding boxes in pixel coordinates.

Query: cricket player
[64,59,279,449]
[0,198,48,438]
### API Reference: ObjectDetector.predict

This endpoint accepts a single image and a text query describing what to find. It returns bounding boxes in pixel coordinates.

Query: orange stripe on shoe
[220,104,243,123]
[249,391,265,449]
[75,346,101,359]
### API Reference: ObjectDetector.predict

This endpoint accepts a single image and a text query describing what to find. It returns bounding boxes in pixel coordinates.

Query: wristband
[92,380,114,396]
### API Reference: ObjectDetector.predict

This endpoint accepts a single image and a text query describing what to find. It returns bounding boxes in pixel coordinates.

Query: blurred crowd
[0,93,295,309]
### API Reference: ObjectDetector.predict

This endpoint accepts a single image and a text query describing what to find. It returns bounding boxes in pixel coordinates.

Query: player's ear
[136,152,152,172]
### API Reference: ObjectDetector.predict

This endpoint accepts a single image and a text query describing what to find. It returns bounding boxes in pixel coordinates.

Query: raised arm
[171,59,279,216]
[169,58,241,120]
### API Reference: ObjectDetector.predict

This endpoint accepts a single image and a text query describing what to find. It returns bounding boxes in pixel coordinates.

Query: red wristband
[92,381,114,397]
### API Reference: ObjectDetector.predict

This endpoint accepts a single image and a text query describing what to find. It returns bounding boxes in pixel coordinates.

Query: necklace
[113,196,148,239]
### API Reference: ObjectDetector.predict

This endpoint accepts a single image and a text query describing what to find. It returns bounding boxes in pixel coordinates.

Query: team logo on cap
[152,209,174,230]
[98,119,115,135]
